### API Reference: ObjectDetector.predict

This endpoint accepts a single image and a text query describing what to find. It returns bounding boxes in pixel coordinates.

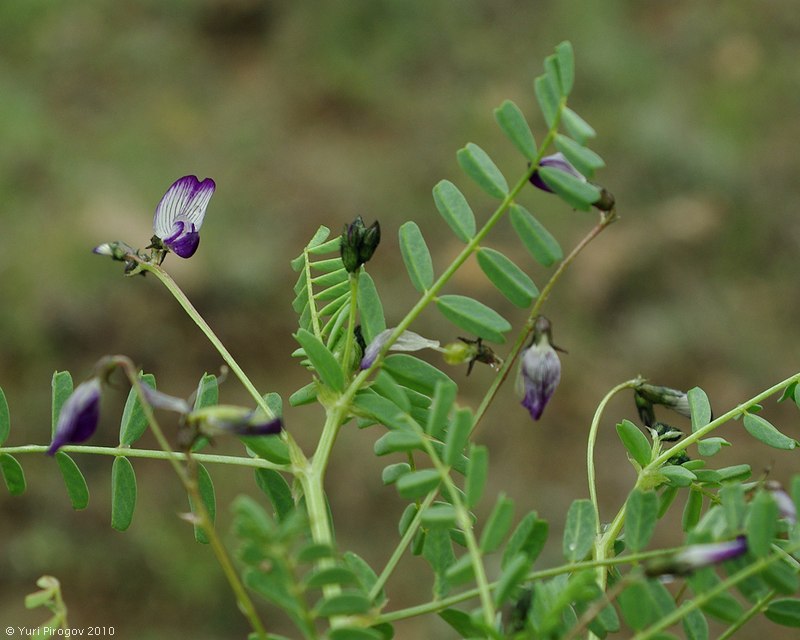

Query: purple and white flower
[153,175,215,258]
[518,316,561,421]
[647,536,748,576]
[47,378,102,455]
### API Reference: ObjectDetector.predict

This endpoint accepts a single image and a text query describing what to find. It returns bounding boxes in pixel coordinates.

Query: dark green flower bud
[340,216,380,273]
[637,383,692,418]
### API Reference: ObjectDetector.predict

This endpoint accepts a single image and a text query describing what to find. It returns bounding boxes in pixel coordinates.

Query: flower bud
[442,337,502,375]
[47,378,102,455]
[341,216,380,273]
[636,383,691,419]
[518,316,561,421]
[529,153,615,212]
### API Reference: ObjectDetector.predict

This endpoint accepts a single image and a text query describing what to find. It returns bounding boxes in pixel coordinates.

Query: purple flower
[47,379,102,455]
[153,175,215,258]
[360,328,441,370]
[189,406,283,437]
[647,536,748,576]
[529,153,586,193]
[518,316,561,421]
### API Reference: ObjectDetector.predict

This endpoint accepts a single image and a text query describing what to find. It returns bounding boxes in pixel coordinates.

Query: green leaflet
[432,179,476,242]
[743,413,797,450]
[616,419,651,467]
[625,488,657,552]
[55,452,89,510]
[0,387,9,446]
[476,247,538,308]
[554,134,605,179]
[188,463,216,544]
[294,328,345,392]
[111,456,137,531]
[357,271,386,344]
[396,469,441,500]
[254,468,294,521]
[534,74,559,128]
[119,373,157,446]
[435,294,511,343]
[509,204,563,267]
[561,106,596,144]
[456,142,508,199]
[51,371,73,439]
[479,494,515,553]
[494,100,537,161]
[562,499,595,562]
[687,387,712,432]
[0,453,25,495]
[399,221,434,292]
[538,166,601,211]
[464,444,488,508]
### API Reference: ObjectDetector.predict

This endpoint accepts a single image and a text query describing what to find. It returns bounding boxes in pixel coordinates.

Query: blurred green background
[2,1,800,637]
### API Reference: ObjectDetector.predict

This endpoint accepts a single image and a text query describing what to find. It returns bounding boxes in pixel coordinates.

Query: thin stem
[135,260,274,419]
[369,491,437,602]
[631,542,800,640]
[112,356,268,639]
[2,443,288,470]
[472,210,617,434]
[374,545,685,625]
[341,273,360,375]
[717,590,776,640]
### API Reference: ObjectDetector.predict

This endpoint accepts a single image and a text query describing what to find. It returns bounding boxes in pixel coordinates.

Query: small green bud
[340,216,381,273]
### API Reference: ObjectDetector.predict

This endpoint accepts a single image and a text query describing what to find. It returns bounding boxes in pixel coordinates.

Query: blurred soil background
[2,1,800,638]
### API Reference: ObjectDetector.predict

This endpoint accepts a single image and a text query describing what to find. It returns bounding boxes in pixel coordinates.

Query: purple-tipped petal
[674,536,748,572]
[530,153,586,193]
[519,343,561,421]
[359,328,440,370]
[153,175,215,259]
[233,416,283,436]
[47,379,102,455]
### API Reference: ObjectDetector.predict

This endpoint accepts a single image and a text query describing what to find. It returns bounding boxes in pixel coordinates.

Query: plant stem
[472,211,618,434]
[111,356,268,639]
[373,545,685,625]
[631,542,800,640]
[135,261,272,416]
[341,273,360,375]
[2,444,289,470]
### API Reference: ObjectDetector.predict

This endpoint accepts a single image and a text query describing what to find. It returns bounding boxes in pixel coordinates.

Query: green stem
[136,261,274,419]
[717,590,776,640]
[112,356,268,639]
[369,491,437,602]
[631,542,800,640]
[2,444,288,470]
[341,273,360,375]
[472,211,618,434]
[373,545,685,625]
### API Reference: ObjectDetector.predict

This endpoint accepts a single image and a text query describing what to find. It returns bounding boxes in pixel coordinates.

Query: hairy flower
[518,316,561,421]
[47,378,102,455]
[153,175,215,258]
[360,328,440,370]
[341,216,381,273]
[646,537,748,576]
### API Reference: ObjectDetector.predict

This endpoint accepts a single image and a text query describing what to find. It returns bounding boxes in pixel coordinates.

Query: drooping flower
[529,153,616,212]
[518,316,561,421]
[47,378,102,455]
[636,383,692,419]
[360,328,440,370]
[341,216,381,273]
[153,175,215,259]
[529,153,586,193]
[646,536,748,577]
[187,406,283,438]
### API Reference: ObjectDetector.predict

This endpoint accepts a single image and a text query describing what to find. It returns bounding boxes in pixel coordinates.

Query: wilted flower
[341,216,380,273]
[442,337,502,375]
[360,328,441,370]
[646,536,748,577]
[152,175,215,259]
[47,378,102,455]
[518,316,562,421]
